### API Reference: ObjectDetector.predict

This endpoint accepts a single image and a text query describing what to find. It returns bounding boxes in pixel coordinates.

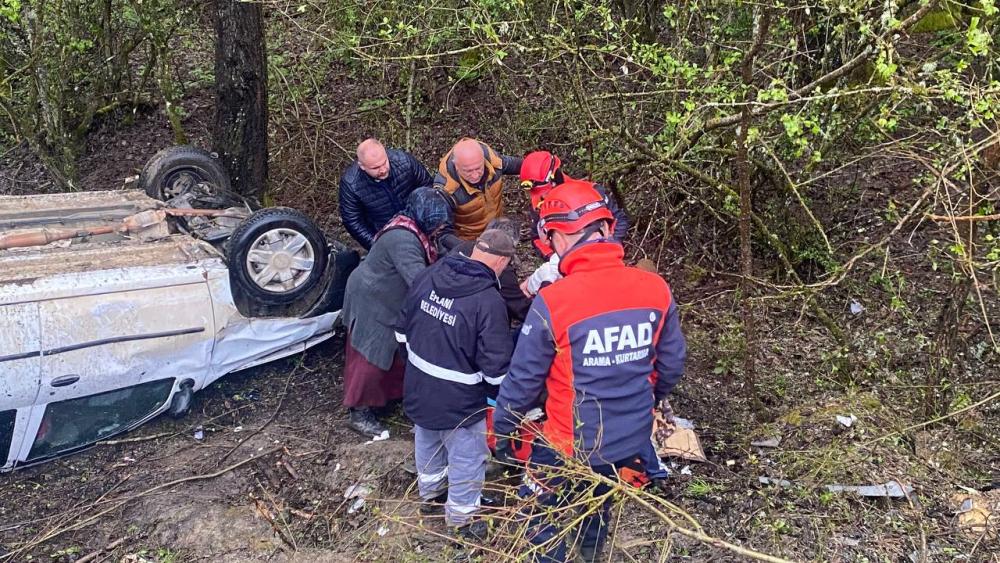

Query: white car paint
[1,231,338,470]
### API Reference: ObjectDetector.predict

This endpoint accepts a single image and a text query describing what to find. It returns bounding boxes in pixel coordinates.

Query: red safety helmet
[537,179,615,236]
[520,151,562,209]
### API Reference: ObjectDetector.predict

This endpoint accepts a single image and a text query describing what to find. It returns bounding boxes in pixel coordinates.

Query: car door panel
[29,282,214,459]
[0,303,41,468]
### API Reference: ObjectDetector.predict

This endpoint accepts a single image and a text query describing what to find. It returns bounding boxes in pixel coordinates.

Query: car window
[0,410,15,464]
[27,378,174,461]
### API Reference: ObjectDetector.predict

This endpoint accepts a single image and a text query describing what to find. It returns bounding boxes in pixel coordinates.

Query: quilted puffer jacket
[338,148,433,249]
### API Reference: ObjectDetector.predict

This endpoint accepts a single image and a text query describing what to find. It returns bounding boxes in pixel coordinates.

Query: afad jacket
[339,148,433,249]
[493,241,686,465]
[395,254,513,430]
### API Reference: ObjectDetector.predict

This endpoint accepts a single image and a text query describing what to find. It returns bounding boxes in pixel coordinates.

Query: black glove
[493,437,517,467]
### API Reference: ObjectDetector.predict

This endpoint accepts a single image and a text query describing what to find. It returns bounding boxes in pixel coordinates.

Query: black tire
[139,145,232,200]
[227,207,329,305]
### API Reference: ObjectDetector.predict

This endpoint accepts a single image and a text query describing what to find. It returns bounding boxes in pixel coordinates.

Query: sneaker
[347,407,387,437]
[418,491,447,515]
[452,519,489,542]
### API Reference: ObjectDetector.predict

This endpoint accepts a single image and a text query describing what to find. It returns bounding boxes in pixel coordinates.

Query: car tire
[227,207,329,306]
[139,145,233,201]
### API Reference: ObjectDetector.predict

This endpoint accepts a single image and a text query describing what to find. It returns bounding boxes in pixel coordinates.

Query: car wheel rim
[162,168,206,198]
[245,228,316,293]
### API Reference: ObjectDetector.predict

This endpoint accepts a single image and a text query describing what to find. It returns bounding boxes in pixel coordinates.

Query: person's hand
[519,278,534,298]
[493,437,517,467]
[654,398,676,443]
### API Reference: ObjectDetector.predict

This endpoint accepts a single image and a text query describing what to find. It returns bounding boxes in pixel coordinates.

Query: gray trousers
[414,419,488,526]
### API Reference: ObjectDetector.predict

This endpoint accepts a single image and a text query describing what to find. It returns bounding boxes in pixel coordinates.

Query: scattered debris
[849,300,865,315]
[952,490,998,539]
[826,481,913,498]
[377,524,390,537]
[680,466,692,476]
[654,415,707,462]
[345,483,374,514]
[725,460,736,467]
[758,476,793,488]
[234,425,244,433]
[193,426,204,441]
[835,414,857,428]
[334,463,342,472]
[751,436,782,448]
[365,430,390,444]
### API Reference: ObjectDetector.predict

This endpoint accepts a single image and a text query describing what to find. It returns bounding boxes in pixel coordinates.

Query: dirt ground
[2,40,999,563]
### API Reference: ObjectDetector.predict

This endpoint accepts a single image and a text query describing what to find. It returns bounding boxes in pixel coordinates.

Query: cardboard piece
[654,414,707,462]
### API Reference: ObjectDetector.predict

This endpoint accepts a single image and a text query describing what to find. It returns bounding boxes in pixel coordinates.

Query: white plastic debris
[826,481,913,498]
[234,425,244,433]
[193,426,204,441]
[364,430,390,444]
[344,483,374,514]
[377,524,390,537]
[850,300,865,316]
[680,465,692,476]
[836,415,857,428]
[334,463,342,472]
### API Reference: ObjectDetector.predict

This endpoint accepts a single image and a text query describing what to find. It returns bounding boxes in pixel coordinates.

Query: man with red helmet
[518,151,629,259]
[493,180,685,562]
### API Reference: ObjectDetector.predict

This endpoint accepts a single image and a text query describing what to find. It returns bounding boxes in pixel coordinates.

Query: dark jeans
[517,444,644,562]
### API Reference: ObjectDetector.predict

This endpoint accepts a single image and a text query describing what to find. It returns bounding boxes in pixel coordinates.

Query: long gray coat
[340,228,430,369]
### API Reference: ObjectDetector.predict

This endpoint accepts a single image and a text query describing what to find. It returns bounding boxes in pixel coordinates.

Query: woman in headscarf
[340,187,453,436]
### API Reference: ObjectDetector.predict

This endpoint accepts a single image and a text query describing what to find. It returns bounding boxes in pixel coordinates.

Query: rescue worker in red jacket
[493,180,686,562]
[518,150,629,258]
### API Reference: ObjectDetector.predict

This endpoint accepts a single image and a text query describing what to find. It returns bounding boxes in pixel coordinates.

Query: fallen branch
[926,213,1000,222]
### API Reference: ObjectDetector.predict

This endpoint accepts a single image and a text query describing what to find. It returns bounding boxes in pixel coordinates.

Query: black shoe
[452,519,489,542]
[418,491,447,515]
[347,407,387,437]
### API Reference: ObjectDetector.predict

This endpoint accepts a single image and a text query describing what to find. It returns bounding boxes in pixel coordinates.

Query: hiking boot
[452,519,489,542]
[418,491,447,515]
[347,407,387,437]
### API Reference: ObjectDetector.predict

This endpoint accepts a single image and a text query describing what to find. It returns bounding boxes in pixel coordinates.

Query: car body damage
[0,189,344,470]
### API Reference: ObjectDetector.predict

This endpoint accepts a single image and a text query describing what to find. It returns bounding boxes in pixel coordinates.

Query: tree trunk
[213,0,267,200]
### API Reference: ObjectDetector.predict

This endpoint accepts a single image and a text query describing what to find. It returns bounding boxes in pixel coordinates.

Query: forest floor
[1,55,999,562]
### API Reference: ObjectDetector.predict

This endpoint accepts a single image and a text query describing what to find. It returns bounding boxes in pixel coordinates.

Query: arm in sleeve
[500,154,523,176]
[386,230,429,286]
[339,173,376,250]
[653,295,686,402]
[595,183,630,242]
[476,294,513,397]
[498,264,531,323]
[493,298,556,437]
[432,170,448,190]
[407,152,434,191]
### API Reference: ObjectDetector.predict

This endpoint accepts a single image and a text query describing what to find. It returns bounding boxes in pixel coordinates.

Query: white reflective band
[406,344,484,385]
[483,373,506,385]
[447,497,481,514]
[419,467,448,486]
[395,331,407,343]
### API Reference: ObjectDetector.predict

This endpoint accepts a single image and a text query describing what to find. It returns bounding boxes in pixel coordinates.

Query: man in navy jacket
[339,139,433,249]
[394,228,515,540]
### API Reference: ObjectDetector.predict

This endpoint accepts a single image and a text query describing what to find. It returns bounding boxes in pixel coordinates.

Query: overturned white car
[0,147,357,469]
